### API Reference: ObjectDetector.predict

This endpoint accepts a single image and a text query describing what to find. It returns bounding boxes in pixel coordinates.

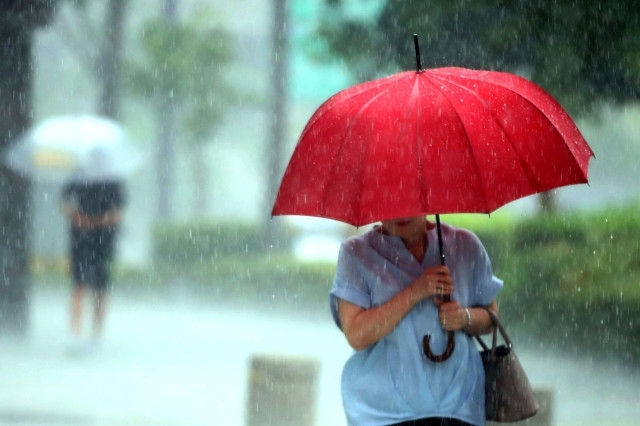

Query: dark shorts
[70,227,118,293]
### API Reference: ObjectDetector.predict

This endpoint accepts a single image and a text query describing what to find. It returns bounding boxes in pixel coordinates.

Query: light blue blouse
[330,223,503,426]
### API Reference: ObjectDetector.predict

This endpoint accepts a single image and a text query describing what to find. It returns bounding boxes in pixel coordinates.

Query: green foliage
[152,253,336,313]
[148,221,333,312]
[512,215,587,250]
[313,0,640,116]
[152,221,268,264]
[493,205,640,364]
[125,13,237,143]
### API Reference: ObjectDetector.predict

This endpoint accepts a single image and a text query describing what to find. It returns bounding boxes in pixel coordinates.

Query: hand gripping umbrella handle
[423,214,455,362]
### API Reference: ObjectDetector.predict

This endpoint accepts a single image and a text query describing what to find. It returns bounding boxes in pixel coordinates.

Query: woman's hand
[410,265,453,302]
[63,203,122,229]
[338,265,455,351]
[435,300,468,332]
[435,299,500,334]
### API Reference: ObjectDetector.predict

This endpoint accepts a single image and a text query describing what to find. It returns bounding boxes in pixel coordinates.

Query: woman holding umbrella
[330,215,502,426]
[272,46,591,425]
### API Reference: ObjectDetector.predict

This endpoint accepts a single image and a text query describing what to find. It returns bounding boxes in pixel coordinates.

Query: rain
[0,1,639,425]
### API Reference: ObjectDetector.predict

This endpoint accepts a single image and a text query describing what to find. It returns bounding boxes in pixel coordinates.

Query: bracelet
[463,307,471,331]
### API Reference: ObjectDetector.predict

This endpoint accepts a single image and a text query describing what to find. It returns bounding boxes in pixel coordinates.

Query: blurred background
[0,1,639,425]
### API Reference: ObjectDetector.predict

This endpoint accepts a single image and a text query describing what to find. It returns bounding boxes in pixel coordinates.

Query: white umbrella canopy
[5,115,143,182]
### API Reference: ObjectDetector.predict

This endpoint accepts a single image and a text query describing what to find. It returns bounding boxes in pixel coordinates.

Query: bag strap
[474,307,513,357]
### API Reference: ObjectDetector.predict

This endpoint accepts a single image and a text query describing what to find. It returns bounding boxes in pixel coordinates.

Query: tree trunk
[190,143,209,218]
[99,0,126,119]
[538,191,557,214]
[156,0,178,220]
[263,0,289,247]
[157,96,175,219]
[0,2,57,335]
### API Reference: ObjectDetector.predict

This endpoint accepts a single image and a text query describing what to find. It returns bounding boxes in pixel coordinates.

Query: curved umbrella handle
[422,214,455,362]
[423,293,455,362]
[423,330,455,362]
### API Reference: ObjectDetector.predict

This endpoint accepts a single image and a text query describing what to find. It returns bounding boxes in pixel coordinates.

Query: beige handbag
[476,308,539,423]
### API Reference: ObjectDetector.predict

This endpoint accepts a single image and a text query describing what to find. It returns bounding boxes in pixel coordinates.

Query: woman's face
[380,216,428,243]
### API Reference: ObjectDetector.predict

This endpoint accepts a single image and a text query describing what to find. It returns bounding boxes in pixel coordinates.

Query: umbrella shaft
[436,214,445,266]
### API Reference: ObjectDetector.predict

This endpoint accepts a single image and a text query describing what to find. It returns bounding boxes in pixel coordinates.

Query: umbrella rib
[422,75,491,212]
[301,75,403,132]
[450,72,590,191]
[429,73,580,207]
[482,86,585,193]
[321,90,389,225]
[411,77,428,213]
[492,81,592,186]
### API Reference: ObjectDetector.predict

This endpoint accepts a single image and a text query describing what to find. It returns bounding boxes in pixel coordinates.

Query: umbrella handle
[423,330,455,362]
[423,214,455,362]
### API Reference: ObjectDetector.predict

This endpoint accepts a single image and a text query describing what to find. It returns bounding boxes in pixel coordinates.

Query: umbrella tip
[413,34,423,73]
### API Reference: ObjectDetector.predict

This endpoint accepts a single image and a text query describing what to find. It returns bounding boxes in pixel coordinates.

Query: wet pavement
[1,287,639,426]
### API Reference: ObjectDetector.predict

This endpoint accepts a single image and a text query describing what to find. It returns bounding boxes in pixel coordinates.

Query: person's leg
[70,284,86,336]
[91,227,115,340]
[70,228,89,337]
[92,290,108,338]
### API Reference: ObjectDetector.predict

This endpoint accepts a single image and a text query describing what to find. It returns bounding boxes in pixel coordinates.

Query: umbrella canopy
[272,67,594,227]
[5,115,143,183]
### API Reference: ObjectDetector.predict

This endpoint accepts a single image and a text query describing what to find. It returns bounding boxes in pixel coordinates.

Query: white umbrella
[5,115,143,182]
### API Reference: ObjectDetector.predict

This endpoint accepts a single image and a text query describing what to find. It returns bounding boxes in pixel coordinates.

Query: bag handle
[474,307,513,359]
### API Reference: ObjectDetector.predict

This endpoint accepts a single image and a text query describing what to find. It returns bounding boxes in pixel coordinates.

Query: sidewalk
[0,288,350,426]
[1,286,639,425]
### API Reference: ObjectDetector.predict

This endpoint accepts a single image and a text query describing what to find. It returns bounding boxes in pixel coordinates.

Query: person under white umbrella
[61,146,127,353]
[5,115,141,354]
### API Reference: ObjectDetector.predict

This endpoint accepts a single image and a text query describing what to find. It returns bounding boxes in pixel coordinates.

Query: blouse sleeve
[329,239,372,329]
[468,230,503,306]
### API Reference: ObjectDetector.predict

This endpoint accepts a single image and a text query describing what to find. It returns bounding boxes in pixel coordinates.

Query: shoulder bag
[475,308,539,423]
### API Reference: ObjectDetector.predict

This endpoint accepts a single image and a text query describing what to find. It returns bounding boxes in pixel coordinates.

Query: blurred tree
[125,8,237,219]
[50,0,128,119]
[99,0,126,119]
[0,1,58,334]
[264,0,289,246]
[313,0,640,212]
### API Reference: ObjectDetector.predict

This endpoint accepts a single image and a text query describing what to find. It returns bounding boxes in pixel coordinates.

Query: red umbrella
[272,37,594,361]
[273,73,592,226]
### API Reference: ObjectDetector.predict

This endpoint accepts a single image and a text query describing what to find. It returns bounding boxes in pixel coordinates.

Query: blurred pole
[0,2,57,335]
[98,0,125,119]
[157,0,177,220]
[538,191,557,214]
[263,0,289,247]
[246,355,319,426]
